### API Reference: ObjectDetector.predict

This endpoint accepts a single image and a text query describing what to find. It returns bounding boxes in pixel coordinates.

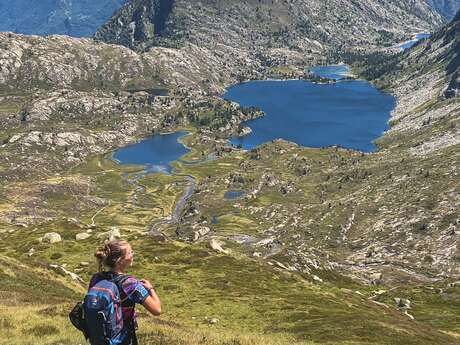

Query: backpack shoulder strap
[112,273,129,283]
[113,274,136,303]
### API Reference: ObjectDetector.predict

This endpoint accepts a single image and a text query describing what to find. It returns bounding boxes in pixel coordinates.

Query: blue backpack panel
[83,277,125,345]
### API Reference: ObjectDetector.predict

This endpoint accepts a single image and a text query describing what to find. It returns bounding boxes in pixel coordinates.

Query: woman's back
[84,240,161,345]
[89,271,150,326]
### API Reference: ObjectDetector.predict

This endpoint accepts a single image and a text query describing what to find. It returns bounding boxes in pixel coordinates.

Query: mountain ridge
[0,0,458,38]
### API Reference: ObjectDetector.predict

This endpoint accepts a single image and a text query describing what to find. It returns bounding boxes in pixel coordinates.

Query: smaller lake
[113,131,190,173]
[398,33,431,50]
[309,65,353,80]
[224,190,245,200]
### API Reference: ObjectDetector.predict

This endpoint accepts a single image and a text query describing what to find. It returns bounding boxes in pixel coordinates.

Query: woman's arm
[140,279,162,316]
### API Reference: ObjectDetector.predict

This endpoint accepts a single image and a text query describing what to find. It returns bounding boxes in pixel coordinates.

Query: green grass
[0,236,458,344]
[0,134,459,344]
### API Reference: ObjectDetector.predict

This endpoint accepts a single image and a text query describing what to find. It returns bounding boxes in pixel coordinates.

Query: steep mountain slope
[0,0,127,37]
[0,34,162,91]
[427,0,460,20]
[374,9,459,153]
[95,0,442,53]
[0,33,168,181]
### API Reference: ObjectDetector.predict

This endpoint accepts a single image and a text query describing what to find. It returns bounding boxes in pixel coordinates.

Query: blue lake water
[399,33,431,50]
[224,190,245,200]
[113,131,190,173]
[309,65,352,80]
[225,77,395,152]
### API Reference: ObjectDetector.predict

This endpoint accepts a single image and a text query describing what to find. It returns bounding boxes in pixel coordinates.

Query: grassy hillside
[1,143,459,344]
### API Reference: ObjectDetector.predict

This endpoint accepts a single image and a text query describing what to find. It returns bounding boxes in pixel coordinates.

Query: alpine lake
[113,64,396,170]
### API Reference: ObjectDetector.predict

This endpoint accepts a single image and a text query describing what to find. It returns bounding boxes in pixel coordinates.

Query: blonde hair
[94,239,129,271]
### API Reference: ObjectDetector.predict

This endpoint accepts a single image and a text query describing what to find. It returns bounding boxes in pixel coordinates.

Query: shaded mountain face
[95,0,174,49]
[439,10,460,98]
[360,8,460,154]
[95,0,443,52]
[0,0,128,37]
[402,8,459,99]
[427,0,460,20]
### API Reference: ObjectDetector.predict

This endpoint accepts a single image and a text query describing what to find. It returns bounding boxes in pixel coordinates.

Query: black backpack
[69,301,88,338]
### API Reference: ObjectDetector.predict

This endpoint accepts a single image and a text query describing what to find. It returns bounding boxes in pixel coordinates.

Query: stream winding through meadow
[111,62,422,233]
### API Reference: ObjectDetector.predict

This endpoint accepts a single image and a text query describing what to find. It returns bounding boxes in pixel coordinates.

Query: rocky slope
[309,10,460,281]
[0,32,166,181]
[0,0,127,37]
[0,33,162,91]
[0,30,263,182]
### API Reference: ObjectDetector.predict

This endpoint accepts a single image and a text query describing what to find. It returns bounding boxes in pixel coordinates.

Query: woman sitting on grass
[88,239,162,345]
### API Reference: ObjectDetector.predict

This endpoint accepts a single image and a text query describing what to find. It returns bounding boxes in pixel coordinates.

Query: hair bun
[94,246,108,260]
[94,239,129,272]
[94,252,103,259]
[104,243,111,256]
